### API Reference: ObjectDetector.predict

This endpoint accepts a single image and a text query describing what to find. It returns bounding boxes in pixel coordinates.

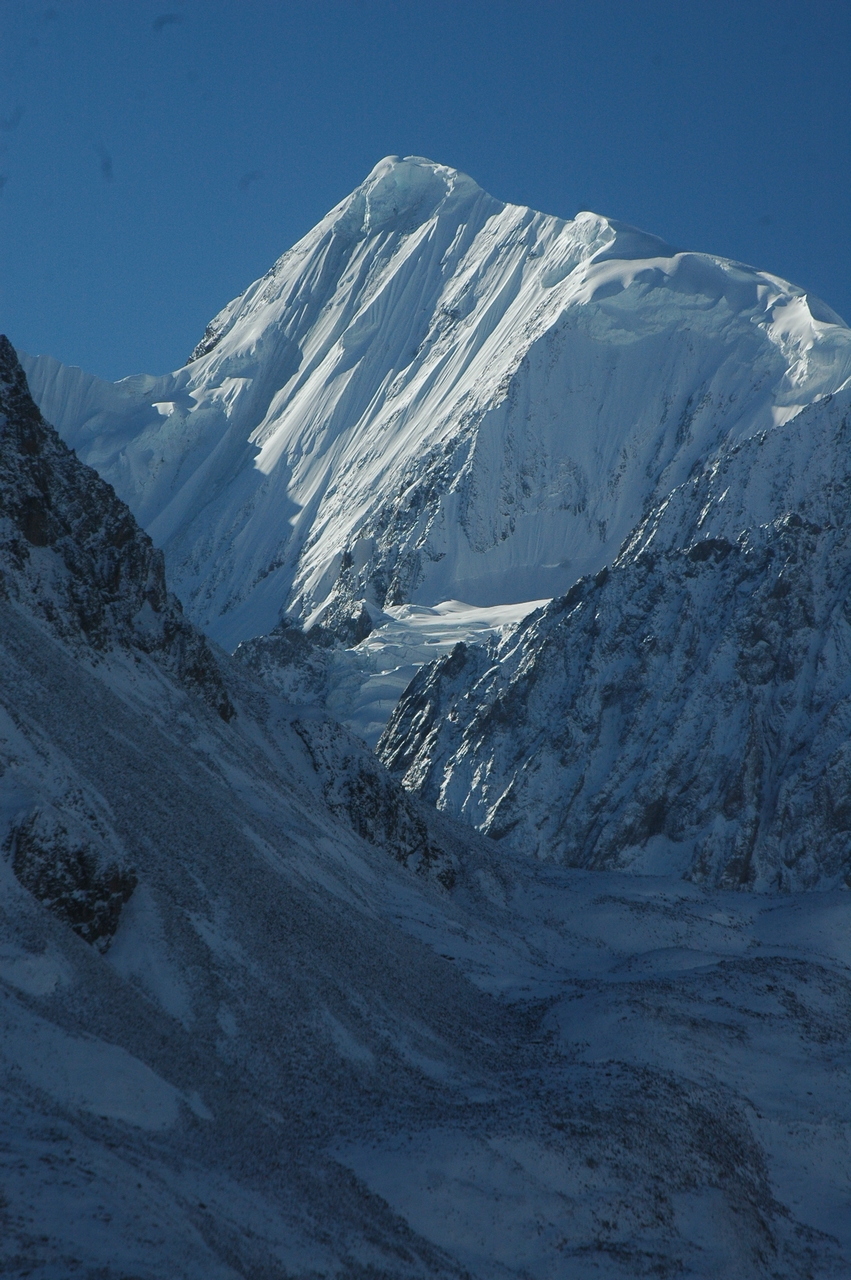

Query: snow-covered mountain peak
[20,161,851,654]
[185,154,500,371]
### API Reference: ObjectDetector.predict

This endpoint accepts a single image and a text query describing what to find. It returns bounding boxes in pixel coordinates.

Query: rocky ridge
[379,386,851,890]
[0,338,458,947]
[0,334,235,946]
[0,335,233,721]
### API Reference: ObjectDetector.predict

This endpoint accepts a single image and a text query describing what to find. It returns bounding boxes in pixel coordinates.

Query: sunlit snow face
[19,158,851,666]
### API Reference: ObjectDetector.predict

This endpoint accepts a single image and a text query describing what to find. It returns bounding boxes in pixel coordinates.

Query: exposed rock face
[233,615,338,703]
[5,801,136,951]
[0,335,233,721]
[0,334,238,938]
[379,389,851,891]
[0,335,462,952]
[232,605,373,707]
[293,715,457,888]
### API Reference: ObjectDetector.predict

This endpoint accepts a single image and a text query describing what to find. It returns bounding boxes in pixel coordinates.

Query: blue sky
[1,0,849,380]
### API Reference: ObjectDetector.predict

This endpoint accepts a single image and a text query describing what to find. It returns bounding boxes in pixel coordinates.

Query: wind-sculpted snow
[379,387,851,890]
[19,156,851,655]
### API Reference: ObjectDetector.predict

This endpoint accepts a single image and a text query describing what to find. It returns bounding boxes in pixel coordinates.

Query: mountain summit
[22,156,851,653]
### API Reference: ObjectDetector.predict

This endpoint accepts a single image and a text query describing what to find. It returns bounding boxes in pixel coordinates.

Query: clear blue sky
[2,0,849,381]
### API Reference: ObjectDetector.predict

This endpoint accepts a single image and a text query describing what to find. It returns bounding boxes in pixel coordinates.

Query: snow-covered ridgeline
[19,155,851,655]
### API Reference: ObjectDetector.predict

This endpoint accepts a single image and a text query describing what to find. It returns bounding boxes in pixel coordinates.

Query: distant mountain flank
[379,385,851,891]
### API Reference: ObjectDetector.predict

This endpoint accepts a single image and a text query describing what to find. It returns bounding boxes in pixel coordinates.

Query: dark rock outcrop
[233,615,337,702]
[0,334,239,940]
[5,803,136,951]
[294,715,457,888]
[0,335,233,720]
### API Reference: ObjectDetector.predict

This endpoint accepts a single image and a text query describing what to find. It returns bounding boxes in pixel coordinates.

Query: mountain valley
[3,156,851,1277]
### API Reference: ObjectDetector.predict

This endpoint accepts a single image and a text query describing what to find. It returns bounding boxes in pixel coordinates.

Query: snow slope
[17,159,851,878]
[2,342,851,1277]
[20,156,851,660]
